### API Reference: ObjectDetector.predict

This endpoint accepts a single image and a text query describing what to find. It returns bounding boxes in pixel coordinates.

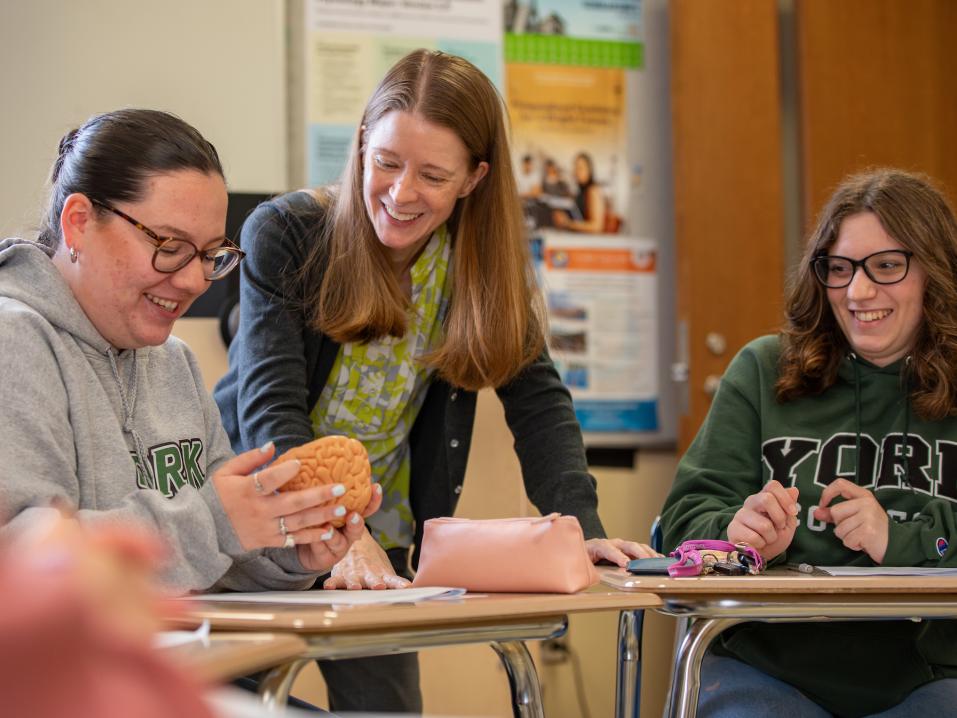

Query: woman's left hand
[585,537,662,567]
[322,530,412,590]
[813,478,889,563]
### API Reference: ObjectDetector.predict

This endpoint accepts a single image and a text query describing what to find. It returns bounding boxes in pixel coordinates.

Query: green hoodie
[661,335,957,717]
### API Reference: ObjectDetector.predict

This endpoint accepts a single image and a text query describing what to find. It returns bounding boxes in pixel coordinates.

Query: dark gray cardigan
[213,191,605,564]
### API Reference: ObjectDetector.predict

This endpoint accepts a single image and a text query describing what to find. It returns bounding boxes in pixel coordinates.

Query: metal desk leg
[615,609,643,718]
[667,617,742,718]
[258,657,311,712]
[490,640,545,718]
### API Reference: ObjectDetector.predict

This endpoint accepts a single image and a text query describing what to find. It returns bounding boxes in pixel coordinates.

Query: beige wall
[0,0,288,241]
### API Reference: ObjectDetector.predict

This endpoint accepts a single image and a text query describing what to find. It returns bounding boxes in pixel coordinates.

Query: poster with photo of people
[507,63,627,235]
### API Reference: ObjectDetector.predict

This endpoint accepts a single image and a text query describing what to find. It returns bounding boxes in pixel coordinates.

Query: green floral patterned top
[310,228,451,549]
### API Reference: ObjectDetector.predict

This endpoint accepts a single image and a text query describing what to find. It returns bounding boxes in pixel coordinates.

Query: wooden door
[797,0,957,224]
[671,0,787,450]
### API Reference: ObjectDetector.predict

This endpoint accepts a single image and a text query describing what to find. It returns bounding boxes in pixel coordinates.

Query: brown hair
[777,168,957,420]
[38,109,222,249]
[302,49,544,390]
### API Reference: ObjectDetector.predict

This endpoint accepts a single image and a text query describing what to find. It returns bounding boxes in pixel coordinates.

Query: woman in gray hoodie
[0,109,377,593]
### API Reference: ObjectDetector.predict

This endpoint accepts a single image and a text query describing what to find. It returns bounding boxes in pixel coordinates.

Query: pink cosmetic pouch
[412,513,599,593]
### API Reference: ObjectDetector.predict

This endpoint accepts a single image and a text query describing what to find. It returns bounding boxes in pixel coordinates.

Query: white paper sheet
[188,587,466,606]
[816,566,957,577]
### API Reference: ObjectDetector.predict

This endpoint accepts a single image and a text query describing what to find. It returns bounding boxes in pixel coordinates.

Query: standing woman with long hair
[215,49,656,713]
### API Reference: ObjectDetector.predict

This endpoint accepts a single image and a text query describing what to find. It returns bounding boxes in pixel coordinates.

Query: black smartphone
[626,557,676,575]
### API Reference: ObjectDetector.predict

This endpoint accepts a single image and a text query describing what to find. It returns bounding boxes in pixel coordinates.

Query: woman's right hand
[727,480,800,560]
[211,442,352,551]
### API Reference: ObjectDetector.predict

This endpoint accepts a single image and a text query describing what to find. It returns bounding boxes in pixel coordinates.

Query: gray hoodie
[0,238,315,593]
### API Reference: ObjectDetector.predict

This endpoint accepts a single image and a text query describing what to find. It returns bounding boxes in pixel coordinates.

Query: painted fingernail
[321,529,334,541]
[350,513,360,525]
[375,483,383,495]
[334,506,347,517]
[331,483,346,497]
[259,440,274,453]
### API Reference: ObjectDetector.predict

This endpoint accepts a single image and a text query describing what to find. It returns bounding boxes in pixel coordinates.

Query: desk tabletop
[168,589,661,632]
[161,632,308,683]
[600,567,957,595]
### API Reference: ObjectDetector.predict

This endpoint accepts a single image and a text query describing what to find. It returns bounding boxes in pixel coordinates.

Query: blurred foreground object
[0,512,215,718]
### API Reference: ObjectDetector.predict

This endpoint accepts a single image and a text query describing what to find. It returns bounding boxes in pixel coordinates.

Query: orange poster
[506,63,628,235]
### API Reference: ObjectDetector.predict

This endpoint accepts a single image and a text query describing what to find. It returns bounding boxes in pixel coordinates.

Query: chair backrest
[650,514,663,553]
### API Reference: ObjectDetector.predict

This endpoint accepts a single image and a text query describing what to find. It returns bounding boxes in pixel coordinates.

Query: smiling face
[362,111,488,269]
[826,211,927,367]
[64,170,228,349]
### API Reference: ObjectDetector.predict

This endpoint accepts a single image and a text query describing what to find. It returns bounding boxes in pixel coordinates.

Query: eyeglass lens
[153,239,240,280]
[813,251,910,288]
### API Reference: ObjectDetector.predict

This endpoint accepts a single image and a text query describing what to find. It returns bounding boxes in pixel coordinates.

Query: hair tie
[51,128,80,183]
[57,128,79,158]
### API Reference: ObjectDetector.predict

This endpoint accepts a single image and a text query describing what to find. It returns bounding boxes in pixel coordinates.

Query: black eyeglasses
[811,249,914,289]
[91,199,244,281]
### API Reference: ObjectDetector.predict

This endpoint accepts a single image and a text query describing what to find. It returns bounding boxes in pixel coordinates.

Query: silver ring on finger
[279,515,288,536]
[283,533,295,549]
[252,472,265,494]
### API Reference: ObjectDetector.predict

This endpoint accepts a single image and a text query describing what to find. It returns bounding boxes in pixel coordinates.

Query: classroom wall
[0,0,288,240]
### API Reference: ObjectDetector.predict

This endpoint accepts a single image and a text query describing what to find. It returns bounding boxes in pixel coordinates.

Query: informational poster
[504,0,641,236]
[305,0,502,184]
[507,63,628,234]
[537,232,658,432]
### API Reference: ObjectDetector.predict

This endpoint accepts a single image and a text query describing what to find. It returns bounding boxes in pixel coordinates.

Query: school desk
[601,568,957,718]
[166,589,661,717]
[161,631,309,684]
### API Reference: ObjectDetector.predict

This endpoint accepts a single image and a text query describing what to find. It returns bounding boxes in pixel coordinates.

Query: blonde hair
[302,50,544,390]
[778,168,957,420]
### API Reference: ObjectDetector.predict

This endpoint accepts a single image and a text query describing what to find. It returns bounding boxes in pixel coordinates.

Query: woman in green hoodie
[661,168,957,717]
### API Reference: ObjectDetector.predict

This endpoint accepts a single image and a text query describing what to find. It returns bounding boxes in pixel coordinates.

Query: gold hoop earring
[69,247,79,263]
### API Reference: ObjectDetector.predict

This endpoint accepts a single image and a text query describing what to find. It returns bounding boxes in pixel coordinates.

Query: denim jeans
[697,652,957,718]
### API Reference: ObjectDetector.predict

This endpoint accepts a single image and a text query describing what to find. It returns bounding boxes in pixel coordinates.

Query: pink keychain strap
[667,539,764,577]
